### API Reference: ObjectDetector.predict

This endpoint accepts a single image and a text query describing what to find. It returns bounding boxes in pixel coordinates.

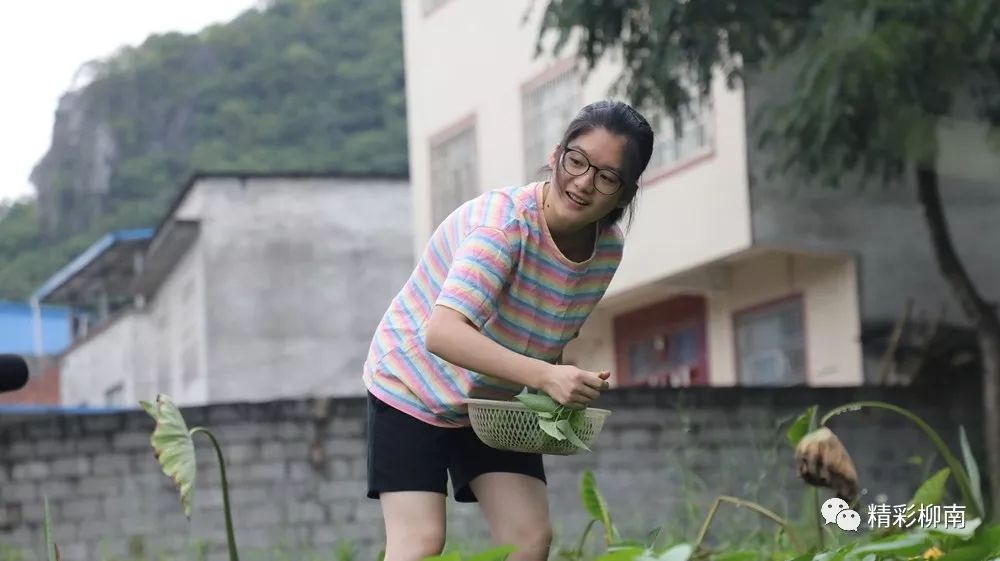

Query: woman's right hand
[541,365,611,408]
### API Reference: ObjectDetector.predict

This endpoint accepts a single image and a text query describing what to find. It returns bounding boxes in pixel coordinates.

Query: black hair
[555,99,655,231]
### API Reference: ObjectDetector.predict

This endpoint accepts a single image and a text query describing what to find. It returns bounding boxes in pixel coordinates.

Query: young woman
[363,100,655,561]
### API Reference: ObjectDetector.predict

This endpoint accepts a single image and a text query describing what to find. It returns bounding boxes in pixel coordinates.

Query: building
[35,172,412,407]
[401,1,1000,387]
[0,301,71,405]
[0,301,72,356]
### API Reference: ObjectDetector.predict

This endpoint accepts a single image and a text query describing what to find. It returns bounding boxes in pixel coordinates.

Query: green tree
[536,0,1000,515]
[0,0,407,300]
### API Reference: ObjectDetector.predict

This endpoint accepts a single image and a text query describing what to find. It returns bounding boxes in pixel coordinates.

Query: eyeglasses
[559,147,624,195]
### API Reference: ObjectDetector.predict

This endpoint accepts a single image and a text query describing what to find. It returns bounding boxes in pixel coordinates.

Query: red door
[613,295,709,387]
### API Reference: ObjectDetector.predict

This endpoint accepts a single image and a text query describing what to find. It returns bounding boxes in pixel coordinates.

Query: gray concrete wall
[196,176,413,402]
[0,383,985,560]
[741,66,1000,332]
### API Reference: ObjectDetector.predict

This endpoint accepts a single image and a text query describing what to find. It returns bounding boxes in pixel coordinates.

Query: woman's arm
[426,305,608,408]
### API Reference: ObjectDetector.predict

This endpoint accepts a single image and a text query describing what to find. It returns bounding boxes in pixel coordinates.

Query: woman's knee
[495,518,553,551]
[380,491,447,561]
[385,521,445,561]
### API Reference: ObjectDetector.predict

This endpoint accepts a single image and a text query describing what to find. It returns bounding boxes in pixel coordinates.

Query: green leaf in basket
[538,412,554,419]
[557,419,592,452]
[515,392,560,413]
[539,419,566,440]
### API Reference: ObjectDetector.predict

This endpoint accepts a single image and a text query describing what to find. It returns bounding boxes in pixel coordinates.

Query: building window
[429,120,479,227]
[646,101,714,173]
[522,66,581,181]
[735,296,807,386]
[613,295,708,386]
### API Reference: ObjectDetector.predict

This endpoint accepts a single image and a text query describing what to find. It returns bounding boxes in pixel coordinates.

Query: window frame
[428,113,480,228]
[642,99,718,187]
[612,295,709,387]
[732,294,810,386]
[520,58,582,183]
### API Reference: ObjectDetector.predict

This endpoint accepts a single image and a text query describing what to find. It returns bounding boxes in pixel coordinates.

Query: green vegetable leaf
[557,419,592,451]
[539,419,565,441]
[515,392,559,413]
[143,394,198,518]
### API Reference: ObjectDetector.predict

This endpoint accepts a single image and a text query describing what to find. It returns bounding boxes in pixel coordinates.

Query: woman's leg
[469,473,554,561]
[367,391,452,561]
[380,491,447,561]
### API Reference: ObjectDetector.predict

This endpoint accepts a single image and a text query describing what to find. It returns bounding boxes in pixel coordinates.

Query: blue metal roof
[31,228,154,302]
[0,300,71,355]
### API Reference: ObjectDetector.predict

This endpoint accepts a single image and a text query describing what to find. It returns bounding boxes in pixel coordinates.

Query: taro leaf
[466,545,517,561]
[557,419,592,451]
[958,425,985,517]
[786,406,816,448]
[653,544,692,561]
[539,419,566,441]
[142,395,197,518]
[581,470,617,544]
[515,392,559,413]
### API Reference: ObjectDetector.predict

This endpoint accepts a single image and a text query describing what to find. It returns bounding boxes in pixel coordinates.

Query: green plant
[419,545,517,561]
[141,394,239,561]
[42,496,57,561]
[791,401,987,521]
[515,389,591,451]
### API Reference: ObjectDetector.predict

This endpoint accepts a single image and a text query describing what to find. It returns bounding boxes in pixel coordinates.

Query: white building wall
[60,313,150,407]
[402,0,753,291]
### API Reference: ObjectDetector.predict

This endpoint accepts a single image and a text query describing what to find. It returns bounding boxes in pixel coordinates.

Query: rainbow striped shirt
[362,181,624,427]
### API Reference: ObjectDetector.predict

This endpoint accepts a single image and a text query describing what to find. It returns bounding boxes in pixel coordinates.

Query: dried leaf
[794,427,859,501]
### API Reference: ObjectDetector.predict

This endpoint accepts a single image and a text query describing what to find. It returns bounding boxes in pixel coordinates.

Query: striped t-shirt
[362,181,624,427]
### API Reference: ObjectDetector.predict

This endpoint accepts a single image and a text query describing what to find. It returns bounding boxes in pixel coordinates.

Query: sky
[0,0,258,204]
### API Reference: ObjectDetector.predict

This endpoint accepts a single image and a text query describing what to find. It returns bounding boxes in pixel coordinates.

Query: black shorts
[366,391,546,503]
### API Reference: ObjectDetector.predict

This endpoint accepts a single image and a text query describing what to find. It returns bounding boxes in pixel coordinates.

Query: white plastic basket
[465,398,611,455]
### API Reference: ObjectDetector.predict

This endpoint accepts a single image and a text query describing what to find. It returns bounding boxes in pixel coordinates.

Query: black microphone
[0,354,30,394]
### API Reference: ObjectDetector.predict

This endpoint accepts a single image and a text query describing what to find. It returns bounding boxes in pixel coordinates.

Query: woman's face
[546,127,628,233]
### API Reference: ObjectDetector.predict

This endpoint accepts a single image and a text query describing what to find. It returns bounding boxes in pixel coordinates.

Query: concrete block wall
[0,381,986,560]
